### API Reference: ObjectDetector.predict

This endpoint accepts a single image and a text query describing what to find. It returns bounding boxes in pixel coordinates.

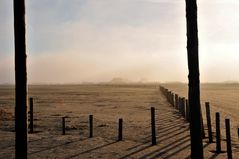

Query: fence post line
[216,112,221,153]
[151,107,157,145]
[205,102,213,143]
[225,119,232,159]
[62,117,66,135]
[89,115,93,138]
[29,97,34,133]
[118,118,123,141]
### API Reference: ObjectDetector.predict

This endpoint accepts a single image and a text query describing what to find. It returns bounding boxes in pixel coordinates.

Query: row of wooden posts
[61,115,124,141]
[27,89,237,159]
[28,98,157,145]
[159,86,237,159]
[61,109,158,145]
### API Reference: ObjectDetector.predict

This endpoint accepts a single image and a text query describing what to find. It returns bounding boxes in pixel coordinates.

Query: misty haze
[1,0,239,159]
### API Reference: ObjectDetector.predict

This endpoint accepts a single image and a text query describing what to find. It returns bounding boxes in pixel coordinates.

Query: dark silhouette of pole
[225,119,232,159]
[182,98,186,118]
[205,102,213,143]
[151,107,156,145]
[238,128,239,144]
[29,98,34,133]
[62,117,66,135]
[14,0,28,158]
[185,0,204,158]
[216,112,221,153]
[118,118,123,141]
[175,94,178,109]
[89,115,93,138]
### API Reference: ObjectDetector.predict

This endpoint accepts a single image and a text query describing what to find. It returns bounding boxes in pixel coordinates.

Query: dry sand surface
[0,84,239,158]
[162,83,239,146]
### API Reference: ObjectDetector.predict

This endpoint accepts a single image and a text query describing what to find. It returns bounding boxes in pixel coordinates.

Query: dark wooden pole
[216,112,221,153]
[178,97,181,113]
[151,107,156,145]
[171,93,175,107]
[175,94,178,109]
[185,0,204,158]
[62,117,66,135]
[182,98,186,118]
[14,0,28,158]
[225,119,232,159]
[118,118,123,141]
[89,115,93,138]
[29,98,34,133]
[205,102,213,143]
[238,128,239,144]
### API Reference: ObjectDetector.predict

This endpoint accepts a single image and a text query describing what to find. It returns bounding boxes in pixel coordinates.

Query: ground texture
[0,84,238,158]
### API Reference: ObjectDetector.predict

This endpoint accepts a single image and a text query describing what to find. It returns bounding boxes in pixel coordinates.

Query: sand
[0,84,238,158]
[162,83,239,147]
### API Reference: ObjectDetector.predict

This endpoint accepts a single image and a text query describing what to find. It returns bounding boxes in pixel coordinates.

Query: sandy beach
[0,84,239,158]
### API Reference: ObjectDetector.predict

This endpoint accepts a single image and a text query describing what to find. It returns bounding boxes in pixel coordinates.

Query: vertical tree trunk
[14,0,28,158]
[185,0,204,158]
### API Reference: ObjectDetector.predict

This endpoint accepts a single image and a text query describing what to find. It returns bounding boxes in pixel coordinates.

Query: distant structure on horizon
[109,78,132,84]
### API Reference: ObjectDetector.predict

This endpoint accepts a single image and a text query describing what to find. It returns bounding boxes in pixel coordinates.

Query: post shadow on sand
[120,107,191,159]
[126,105,190,153]
[145,113,186,130]
[65,141,118,159]
[120,134,190,159]
[28,137,90,156]
[157,122,189,134]
[156,127,189,144]
[127,121,189,153]
[0,135,58,150]
[138,135,191,159]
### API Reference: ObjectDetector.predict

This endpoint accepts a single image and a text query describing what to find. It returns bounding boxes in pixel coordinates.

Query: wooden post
[171,93,174,107]
[182,98,186,118]
[175,94,178,109]
[89,115,93,138]
[237,127,239,151]
[29,98,33,133]
[172,94,175,107]
[118,118,123,141]
[62,117,66,135]
[186,0,204,157]
[14,0,28,158]
[216,112,221,153]
[205,102,213,143]
[178,97,181,111]
[151,107,156,145]
[225,119,232,159]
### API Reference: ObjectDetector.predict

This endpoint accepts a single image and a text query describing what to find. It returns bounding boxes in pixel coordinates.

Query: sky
[0,0,239,84]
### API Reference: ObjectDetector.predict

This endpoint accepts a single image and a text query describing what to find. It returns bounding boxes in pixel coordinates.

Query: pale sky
[0,0,239,84]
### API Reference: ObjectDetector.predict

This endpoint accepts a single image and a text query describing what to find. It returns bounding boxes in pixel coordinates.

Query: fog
[0,0,239,83]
